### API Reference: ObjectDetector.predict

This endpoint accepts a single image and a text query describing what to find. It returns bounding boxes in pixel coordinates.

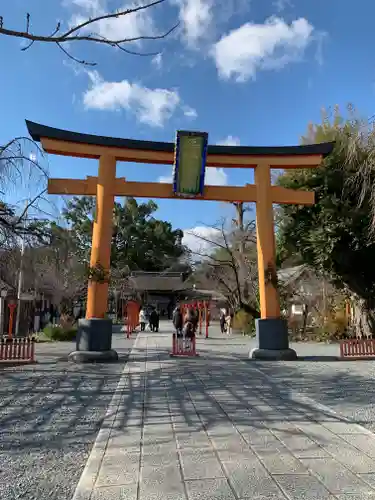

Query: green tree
[277,106,375,337]
[63,195,185,272]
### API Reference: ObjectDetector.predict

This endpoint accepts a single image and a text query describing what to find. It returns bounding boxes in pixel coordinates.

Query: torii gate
[26,120,333,361]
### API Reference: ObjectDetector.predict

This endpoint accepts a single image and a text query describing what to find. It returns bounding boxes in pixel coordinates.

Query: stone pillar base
[69,318,118,363]
[68,349,118,363]
[249,318,297,361]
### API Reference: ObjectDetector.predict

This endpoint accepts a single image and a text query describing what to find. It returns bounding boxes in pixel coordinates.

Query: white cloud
[217,135,241,146]
[273,0,293,12]
[182,226,222,254]
[158,167,227,185]
[67,0,156,45]
[83,70,181,127]
[170,0,251,49]
[211,16,314,82]
[152,53,163,70]
[173,0,213,47]
[182,105,198,119]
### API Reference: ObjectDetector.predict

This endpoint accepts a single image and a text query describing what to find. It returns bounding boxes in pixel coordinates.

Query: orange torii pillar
[250,164,295,361]
[73,155,118,363]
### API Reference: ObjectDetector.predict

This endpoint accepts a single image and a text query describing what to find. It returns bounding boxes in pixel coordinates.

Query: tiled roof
[127,272,186,292]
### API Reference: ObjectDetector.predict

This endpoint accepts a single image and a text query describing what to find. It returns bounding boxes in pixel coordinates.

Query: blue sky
[1,0,374,249]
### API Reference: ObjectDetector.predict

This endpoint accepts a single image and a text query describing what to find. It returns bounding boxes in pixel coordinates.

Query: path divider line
[71,333,141,500]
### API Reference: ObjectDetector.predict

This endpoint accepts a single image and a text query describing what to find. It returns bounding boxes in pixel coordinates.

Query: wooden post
[86,155,116,319]
[198,302,202,335]
[8,303,17,338]
[254,164,280,319]
[205,301,209,338]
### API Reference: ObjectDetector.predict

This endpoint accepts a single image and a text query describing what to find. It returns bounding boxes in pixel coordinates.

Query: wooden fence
[340,338,375,358]
[0,337,35,362]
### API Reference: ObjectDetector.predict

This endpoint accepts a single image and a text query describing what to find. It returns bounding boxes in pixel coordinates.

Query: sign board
[173,131,208,197]
[19,292,36,301]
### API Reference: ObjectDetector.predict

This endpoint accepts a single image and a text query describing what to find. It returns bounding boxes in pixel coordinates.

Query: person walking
[220,308,226,334]
[225,310,233,336]
[154,307,160,332]
[150,307,159,332]
[184,307,198,335]
[139,307,146,332]
[172,304,183,336]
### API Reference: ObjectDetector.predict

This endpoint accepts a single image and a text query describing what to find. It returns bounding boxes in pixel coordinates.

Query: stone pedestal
[249,318,297,361]
[68,318,118,363]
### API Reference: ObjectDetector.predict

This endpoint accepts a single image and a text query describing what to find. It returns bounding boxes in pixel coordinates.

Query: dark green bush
[43,324,77,342]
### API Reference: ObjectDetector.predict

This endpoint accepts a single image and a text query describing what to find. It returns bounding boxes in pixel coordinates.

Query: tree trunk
[351,296,375,339]
[301,304,308,338]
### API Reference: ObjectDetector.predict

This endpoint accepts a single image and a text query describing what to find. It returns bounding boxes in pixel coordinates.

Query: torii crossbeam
[26,120,334,361]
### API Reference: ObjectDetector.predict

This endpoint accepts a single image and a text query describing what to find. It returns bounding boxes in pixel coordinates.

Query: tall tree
[63,195,185,272]
[276,105,375,337]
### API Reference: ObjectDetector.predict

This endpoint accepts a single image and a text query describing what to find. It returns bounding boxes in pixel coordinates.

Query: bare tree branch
[0,0,178,65]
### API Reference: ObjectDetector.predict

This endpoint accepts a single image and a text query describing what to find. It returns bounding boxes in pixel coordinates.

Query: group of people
[172,303,198,339]
[219,308,234,335]
[138,306,160,332]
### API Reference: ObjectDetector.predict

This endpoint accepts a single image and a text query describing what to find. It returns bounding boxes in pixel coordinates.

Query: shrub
[43,324,77,342]
[233,309,255,336]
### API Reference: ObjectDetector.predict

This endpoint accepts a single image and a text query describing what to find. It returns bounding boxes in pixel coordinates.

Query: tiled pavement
[72,329,375,500]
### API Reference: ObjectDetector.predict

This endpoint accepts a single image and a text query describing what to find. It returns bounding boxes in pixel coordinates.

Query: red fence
[340,338,375,358]
[0,337,36,362]
[170,333,199,357]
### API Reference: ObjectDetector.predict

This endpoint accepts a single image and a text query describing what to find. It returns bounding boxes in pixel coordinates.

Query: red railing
[340,338,375,358]
[170,333,199,357]
[0,337,35,362]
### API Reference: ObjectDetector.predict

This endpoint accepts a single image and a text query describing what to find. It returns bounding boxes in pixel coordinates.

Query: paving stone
[323,436,375,473]
[106,431,142,454]
[330,496,375,500]
[91,483,138,500]
[321,421,367,435]
[216,448,259,462]
[140,464,185,500]
[210,434,249,451]
[175,430,212,449]
[179,449,224,479]
[222,458,283,498]
[185,478,235,500]
[242,429,288,451]
[254,446,309,474]
[341,434,375,459]
[293,421,337,445]
[273,474,332,499]
[273,432,331,458]
[142,440,177,455]
[301,457,374,494]
[143,424,174,441]
[205,425,238,437]
[357,473,375,489]
[95,452,140,487]
[142,451,179,468]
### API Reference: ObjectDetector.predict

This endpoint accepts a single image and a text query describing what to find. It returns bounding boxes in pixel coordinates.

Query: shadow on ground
[2,329,375,500]
[0,333,134,500]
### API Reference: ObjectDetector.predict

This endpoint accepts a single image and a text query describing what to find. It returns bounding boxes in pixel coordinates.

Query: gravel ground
[0,329,134,500]
[198,328,375,434]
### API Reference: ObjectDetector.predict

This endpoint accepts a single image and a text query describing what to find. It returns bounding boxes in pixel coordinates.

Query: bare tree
[187,219,260,317]
[0,0,177,65]
[0,137,55,247]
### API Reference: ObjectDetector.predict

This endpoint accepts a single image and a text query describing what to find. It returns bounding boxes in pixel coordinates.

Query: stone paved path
[72,329,375,500]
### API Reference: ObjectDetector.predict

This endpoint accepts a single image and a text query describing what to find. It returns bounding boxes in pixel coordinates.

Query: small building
[120,271,228,319]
